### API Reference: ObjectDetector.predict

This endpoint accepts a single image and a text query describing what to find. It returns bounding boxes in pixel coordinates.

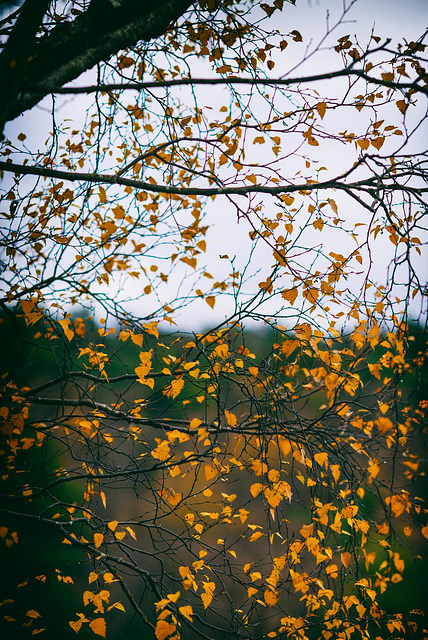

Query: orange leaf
[313,217,324,231]
[250,483,263,497]
[164,377,184,399]
[179,605,193,621]
[204,464,217,481]
[89,618,106,638]
[93,533,103,549]
[69,620,83,634]
[264,589,279,606]
[281,287,298,305]
[118,56,135,69]
[245,173,257,184]
[396,100,407,114]
[316,102,327,119]
[341,552,351,568]
[225,410,237,427]
[155,620,176,640]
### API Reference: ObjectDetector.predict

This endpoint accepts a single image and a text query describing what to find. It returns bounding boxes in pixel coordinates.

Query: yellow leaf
[264,589,279,606]
[326,564,338,578]
[300,523,314,539]
[214,343,229,359]
[169,465,181,478]
[204,464,217,481]
[314,452,328,469]
[249,531,263,543]
[93,533,103,549]
[331,465,341,483]
[163,377,184,399]
[103,573,116,584]
[341,552,351,568]
[248,366,259,377]
[167,591,180,603]
[89,618,106,638]
[58,319,74,342]
[21,300,43,327]
[69,620,83,633]
[247,587,258,598]
[250,483,263,498]
[155,620,176,640]
[179,605,193,621]
[201,592,213,609]
[168,492,182,507]
[89,572,98,584]
[107,521,118,532]
[225,410,237,427]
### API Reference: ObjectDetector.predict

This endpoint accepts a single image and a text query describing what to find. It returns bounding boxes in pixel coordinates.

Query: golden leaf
[341,552,351,568]
[204,464,217,481]
[69,620,83,633]
[281,287,298,305]
[179,605,193,621]
[26,610,41,618]
[58,319,74,342]
[316,102,327,119]
[151,441,171,461]
[89,618,106,638]
[224,410,237,427]
[163,378,184,399]
[250,483,263,497]
[313,217,325,231]
[264,589,279,606]
[154,620,176,640]
[93,533,103,549]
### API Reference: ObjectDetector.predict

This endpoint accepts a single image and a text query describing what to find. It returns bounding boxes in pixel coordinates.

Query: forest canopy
[0,0,427,639]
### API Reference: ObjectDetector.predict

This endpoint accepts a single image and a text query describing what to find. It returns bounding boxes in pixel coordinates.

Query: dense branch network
[0,1,427,639]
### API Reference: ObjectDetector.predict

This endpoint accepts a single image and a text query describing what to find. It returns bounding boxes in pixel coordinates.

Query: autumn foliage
[0,0,427,638]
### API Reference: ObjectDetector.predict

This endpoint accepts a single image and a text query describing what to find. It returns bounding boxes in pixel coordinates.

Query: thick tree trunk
[0,0,193,131]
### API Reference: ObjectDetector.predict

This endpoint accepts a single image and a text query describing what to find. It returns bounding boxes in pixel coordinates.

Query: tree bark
[0,0,193,131]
